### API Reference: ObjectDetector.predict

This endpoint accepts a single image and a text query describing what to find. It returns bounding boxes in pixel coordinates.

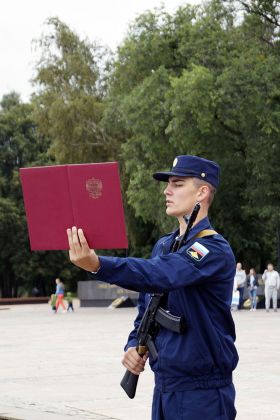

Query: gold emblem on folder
[86,178,103,199]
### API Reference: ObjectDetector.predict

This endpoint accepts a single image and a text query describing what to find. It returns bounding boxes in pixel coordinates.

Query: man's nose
[164,184,172,195]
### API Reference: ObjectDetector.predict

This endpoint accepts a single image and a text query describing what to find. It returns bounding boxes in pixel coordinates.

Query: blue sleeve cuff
[124,339,138,351]
[90,256,120,282]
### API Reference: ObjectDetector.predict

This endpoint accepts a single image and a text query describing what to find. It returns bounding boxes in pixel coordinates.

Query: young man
[67,155,239,420]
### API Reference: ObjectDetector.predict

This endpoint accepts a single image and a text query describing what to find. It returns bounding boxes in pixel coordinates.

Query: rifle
[120,202,201,399]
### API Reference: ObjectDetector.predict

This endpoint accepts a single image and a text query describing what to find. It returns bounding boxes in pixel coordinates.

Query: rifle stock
[120,345,147,399]
[120,369,139,399]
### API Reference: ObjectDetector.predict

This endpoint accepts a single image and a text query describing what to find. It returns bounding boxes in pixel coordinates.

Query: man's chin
[166,208,179,217]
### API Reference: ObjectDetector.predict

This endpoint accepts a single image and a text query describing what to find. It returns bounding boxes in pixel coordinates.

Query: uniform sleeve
[124,292,146,351]
[92,243,229,294]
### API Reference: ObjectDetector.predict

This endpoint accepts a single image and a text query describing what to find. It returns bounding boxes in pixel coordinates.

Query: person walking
[262,263,280,312]
[246,268,259,311]
[67,155,239,419]
[234,262,246,310]
[65,292,74,312]
[55,278,66,313]
[49,293,57,313]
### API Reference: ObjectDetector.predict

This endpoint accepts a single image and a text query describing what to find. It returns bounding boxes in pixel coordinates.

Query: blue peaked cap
[153,155,220,188]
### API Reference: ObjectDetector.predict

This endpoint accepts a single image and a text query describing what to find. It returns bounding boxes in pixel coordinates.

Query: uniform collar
[168,216,212,241]
[163,216,212,254]
[186,216,212,242]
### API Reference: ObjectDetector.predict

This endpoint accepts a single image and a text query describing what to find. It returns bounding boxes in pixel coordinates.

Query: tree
[104,0,280,269]
[0,93,82,297]
[32,17,113,164]
[237,1,280,29]
[3,1,278,276]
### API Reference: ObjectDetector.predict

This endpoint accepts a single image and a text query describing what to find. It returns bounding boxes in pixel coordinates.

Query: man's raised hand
[67,226,100,272]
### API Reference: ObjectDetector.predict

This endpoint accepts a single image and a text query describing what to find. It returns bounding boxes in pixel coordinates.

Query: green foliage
[0,93,82,297]
[2,0,280,297]
[105,0,280,269]
[32,17,112,164]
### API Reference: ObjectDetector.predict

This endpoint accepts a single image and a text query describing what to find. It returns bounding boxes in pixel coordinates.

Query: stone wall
[78,280,139,307]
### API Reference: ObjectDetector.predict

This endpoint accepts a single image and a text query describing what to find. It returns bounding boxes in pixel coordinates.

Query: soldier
[67,155,239,420]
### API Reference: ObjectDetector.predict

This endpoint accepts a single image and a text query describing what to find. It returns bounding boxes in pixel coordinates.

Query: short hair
[192,178,216,206]
[267,263,274,268]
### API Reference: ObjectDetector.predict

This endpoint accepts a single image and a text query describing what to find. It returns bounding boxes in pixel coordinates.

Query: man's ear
[197,186,209,201]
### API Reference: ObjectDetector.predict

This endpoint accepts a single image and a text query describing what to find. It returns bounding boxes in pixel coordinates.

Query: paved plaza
[0,302,279,420]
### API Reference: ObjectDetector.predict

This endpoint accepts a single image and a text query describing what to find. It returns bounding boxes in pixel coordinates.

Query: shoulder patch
[186,241,210,261]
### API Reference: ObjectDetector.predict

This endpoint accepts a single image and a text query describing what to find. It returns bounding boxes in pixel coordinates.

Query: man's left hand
[67,227,100,272]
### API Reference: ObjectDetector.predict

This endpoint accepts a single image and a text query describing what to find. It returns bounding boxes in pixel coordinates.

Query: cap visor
[153,171,191,181]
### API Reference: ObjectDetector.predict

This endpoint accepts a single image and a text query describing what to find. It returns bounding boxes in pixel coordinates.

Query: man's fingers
[67,226,100,272]
[131,352,146,367]
[122,357,144,375]
[124,348,145,364]
[67,227,73,245]
[143,352,149,362]
[67,228,76,261]
[77,228,90,251]
[123,362,143,375]
[71,226,81,251]
[122,348,146,375]
[67,227,86,261]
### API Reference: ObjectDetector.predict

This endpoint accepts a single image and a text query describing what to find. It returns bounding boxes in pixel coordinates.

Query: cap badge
[173,158,178,167]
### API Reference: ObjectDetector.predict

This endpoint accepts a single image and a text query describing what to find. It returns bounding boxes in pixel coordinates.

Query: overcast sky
[0,0,201,102]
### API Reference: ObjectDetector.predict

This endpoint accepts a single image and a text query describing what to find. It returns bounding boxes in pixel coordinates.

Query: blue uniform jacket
[91,217,239,392]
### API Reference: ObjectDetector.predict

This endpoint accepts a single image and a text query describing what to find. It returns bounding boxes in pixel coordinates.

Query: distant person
[262,264,280,312]
[49,294,57,313]
[231,268,239,310]
[234,262,246,310]
[246,268,259,311]
[55,278,66,313]
[31,286,40,297]
[65,292,74,312]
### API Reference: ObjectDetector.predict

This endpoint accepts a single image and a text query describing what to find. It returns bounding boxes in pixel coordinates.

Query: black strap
[160,203,201,309]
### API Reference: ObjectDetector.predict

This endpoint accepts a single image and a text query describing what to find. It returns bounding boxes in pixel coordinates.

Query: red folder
[20,162,128,250]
